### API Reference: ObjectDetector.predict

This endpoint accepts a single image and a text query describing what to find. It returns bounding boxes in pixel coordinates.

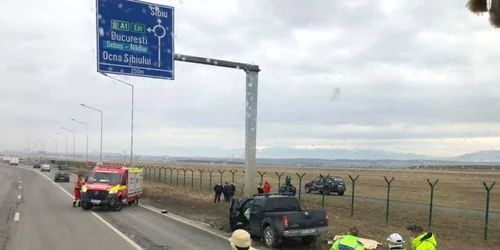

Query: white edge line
[15,166,143,250]
[139,205,261,250]
[139,204,229,240]
[14,212,20,221]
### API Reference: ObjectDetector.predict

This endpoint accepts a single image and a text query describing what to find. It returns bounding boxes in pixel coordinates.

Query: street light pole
[80,103,103,162]
[48,136,57,155]
[22,138,30,152]
[71,118,89,162]
[100,73,134,165]
[56,133,68,165]
[22,138,30,160]
[61,127,75,165]
[35,138,46,160]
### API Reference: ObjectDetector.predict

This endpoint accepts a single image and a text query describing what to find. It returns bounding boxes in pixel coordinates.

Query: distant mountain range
[5,147,500,168]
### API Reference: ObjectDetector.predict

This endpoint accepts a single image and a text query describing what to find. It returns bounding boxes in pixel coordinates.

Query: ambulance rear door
[127,168,143,197]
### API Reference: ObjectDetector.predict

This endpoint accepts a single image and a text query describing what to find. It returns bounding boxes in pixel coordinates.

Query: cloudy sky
[1,0,499,158]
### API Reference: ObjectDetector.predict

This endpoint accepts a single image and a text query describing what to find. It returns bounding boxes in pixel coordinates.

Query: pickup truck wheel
[302,236,317,246]
[263,226,278,248]
[305,186,311,193]
[338,191,345,196]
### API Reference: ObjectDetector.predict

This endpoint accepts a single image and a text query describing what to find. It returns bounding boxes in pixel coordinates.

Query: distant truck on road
[2,157,11,164]
[230,194,329,248]
[80,165,143,211]
[9,157,19,166]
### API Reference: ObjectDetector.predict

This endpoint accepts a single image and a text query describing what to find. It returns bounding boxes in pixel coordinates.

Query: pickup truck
[229,194,329,248]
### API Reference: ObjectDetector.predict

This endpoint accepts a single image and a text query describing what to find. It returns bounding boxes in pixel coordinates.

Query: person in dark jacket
[223,182,229,202]
[257,182,264,194]
[227,182,236,203]
[213,183,223,203]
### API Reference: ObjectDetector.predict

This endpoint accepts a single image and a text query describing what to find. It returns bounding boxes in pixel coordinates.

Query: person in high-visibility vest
[331,227,365,250]
[406,225,437,250]
[73,174,85,207]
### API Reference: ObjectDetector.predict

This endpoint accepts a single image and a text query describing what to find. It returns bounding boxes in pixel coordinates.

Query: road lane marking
[18,186,21,189]
[30,167,144,250]
[18,195,21,200]
[139,204,233,241]
[18,181,21,183]
[14,212,20,221]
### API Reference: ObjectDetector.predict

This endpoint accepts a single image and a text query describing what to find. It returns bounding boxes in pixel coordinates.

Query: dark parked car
[230,194,329,248]
[304,176,346,196]
[54,169,70,182]
[58,165,69,170]
[33,163,41,169]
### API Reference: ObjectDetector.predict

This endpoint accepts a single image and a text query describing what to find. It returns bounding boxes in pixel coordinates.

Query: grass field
[71,161,500,249]
[137,162,500,213]
[142,181,500,250]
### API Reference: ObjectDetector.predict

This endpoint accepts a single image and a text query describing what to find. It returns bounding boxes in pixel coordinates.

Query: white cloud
[1,0,500,158]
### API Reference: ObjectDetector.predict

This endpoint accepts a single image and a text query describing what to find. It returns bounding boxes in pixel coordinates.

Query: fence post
[198,169,205,190]
[175,168,179,186]
[230,170,238,184]
[258,171,267,183]
[483,181,496,240]
[154,167,158,183]
[208,169,214,191]
[427,179,439,230]
[166,167,172,185]
[296,173,306,202]
[162,167,167,184]
[349,175,359,217]
[182,168,188,188]
[189,169,194,188]
[143,166,148,181]
[275,172,284,193]
[218,169,225,184]
[384,176,395,225]
[158,167,163,183]
[319,174,330,209]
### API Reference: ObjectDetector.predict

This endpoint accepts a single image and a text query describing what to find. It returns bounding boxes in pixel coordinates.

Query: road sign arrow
[157,19,162,24]
[147,27,153,33]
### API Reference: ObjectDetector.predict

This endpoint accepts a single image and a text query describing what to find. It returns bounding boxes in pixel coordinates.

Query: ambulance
[80,165,143,211]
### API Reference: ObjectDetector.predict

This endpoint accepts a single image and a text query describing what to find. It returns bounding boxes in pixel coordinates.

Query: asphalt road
[6,164,234,250]
[1,165,138,250]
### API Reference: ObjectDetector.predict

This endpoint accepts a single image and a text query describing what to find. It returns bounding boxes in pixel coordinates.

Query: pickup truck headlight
[108,190,118,194]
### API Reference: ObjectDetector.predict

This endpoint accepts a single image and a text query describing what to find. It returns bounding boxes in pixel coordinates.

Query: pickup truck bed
[230,194,329,248]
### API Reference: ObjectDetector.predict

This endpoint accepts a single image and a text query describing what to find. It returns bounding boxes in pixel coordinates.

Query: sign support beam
[174,53,260,198]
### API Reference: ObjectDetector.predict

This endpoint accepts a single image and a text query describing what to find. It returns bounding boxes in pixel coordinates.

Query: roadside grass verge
[143,182,500,250]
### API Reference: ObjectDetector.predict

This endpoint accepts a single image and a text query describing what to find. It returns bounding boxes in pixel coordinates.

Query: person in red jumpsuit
[263,181,271,194]
[73,174,85,207]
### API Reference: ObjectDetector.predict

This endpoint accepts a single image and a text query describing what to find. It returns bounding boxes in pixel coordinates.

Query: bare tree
[467,0,500,28]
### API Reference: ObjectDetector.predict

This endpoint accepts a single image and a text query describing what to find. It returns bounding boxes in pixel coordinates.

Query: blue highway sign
[96,0,175,80]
